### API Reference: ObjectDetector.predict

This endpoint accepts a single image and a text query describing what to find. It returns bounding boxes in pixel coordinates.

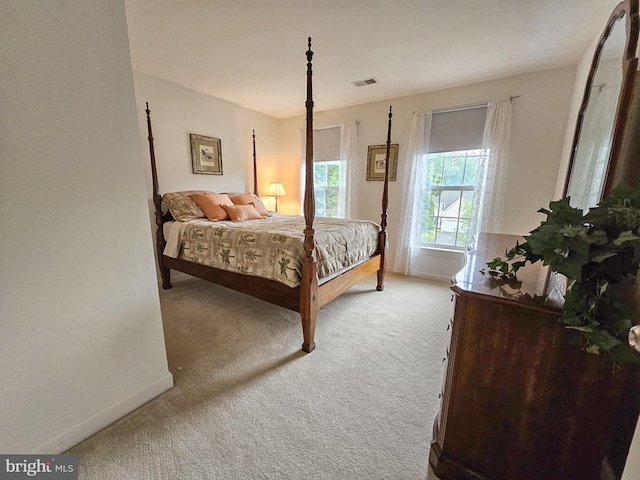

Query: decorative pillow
[167,195,205,221]
[191,193,234,221]
[229,193,270,217]
[162,190,210,215]
[223,204,264,222]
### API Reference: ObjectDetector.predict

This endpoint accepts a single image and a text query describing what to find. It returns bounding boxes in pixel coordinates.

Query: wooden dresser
[429,233,629,480]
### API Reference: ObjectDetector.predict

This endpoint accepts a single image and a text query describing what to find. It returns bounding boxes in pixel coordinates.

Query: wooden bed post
[300,37,318,353]
[376,106,392,291]
[146,102,172,289]
[252,129,259,196]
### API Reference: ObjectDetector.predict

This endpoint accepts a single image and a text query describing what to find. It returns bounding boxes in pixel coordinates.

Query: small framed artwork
[190,133,223,175]
[366,143,398,181]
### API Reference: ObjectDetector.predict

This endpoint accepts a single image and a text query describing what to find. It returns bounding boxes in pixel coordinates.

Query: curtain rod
[433,101,487,114]
[416,95,521,115]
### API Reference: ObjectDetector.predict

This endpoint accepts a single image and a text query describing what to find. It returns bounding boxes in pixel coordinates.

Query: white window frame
[419,148,488,250]
[313,159,343,218]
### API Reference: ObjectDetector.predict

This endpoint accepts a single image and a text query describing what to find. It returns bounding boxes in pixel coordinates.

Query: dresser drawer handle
[629,325,640,352]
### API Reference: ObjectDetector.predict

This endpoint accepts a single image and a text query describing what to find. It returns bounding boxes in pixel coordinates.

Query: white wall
[0,1,172,453]
[133,72,283,207]
[280,65,576,280]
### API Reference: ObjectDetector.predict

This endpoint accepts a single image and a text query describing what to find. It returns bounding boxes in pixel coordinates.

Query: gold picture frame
[366,143,398,181]
[190,133,223,175]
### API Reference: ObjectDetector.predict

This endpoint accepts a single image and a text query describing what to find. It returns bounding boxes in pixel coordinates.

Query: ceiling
[125,0,620,119]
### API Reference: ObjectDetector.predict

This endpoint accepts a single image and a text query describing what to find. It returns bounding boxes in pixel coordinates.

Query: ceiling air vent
[352,77,378,87]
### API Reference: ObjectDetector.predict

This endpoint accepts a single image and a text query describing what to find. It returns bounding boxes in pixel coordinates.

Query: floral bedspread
[170,214,380,287]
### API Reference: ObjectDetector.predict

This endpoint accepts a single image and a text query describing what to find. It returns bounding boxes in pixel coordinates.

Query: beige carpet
[69,273,450,479]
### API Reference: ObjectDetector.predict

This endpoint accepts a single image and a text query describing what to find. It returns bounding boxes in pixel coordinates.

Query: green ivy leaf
[482,185,640,366]
[581,327,623,352]
[585,345,600,355]
[591,251,618,263]
[614,230,640,246]
[566,326,594,333]
[610,345,640,365]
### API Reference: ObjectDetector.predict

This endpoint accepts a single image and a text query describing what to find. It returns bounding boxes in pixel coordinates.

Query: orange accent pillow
[223,204,264,222]
[190,193,233,221]
[229,193,269,217]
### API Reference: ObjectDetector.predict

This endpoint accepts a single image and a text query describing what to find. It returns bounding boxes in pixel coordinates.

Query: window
[394,99,511,276]
[301,122,357,219]
[314,160,341,218]
[420,149,488,248]
[312,126,344,218]
[418,105,488,249]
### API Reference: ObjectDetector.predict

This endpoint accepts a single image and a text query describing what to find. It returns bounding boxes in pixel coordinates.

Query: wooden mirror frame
[563,0,640,201]
[561,5,640,479]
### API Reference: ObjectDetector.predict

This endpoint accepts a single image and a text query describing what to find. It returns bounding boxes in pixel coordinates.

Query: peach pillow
[190,193,233,221]
[223,204,264,222]
[229,193,269,217]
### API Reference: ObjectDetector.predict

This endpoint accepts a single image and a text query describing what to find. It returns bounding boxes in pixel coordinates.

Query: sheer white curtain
[567,83,620,212]
[340,121,358,218]
[393,110,432,275]
[470,97,512,234]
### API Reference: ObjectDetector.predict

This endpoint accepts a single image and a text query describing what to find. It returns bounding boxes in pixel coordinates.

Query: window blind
[313,126,341,161]
[428,106,487,153]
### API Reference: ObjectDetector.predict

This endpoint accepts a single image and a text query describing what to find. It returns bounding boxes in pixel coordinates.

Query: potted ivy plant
[483,184,640,366]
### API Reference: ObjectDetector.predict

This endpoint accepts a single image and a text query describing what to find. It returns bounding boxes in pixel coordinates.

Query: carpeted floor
[69,273,450,479]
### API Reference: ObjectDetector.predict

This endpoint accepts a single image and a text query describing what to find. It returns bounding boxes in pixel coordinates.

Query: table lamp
[267,182,287,212]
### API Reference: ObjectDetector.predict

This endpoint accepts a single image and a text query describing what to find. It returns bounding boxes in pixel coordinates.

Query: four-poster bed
[146,38,393,352]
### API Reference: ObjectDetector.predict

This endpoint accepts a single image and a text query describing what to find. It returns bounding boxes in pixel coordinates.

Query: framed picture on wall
[190,133,223,175]
[366,143,398,181]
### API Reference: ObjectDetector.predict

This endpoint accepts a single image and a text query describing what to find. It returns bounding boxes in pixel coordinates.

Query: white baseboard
[28,373,174,454]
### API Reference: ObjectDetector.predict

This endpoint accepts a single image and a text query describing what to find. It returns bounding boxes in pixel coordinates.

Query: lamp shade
[267,182,287,197]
